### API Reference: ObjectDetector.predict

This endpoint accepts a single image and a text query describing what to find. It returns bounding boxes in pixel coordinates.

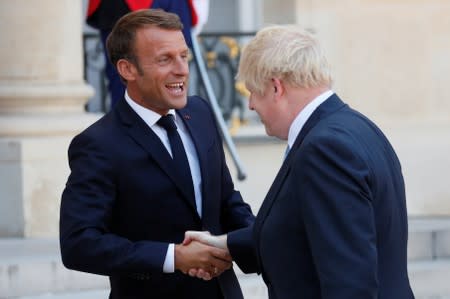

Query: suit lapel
[177,105,215,221]
[253,94,347,265]
[176,105,214,169]
[115,99,199,215]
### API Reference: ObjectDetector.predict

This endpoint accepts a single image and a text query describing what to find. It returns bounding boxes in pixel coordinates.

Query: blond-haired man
[186,25,415,299]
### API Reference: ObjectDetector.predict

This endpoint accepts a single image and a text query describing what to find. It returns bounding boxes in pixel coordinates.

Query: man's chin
[264,126,272,137]
[172,96,188,109]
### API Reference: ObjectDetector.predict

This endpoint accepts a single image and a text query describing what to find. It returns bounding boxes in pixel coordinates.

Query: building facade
[1,0,450,238]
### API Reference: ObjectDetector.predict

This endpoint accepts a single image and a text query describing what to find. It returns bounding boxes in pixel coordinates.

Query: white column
[0,0,99,237]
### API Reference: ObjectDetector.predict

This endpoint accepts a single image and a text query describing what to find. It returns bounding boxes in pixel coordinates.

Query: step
[14,290,108,299]
[1,217,450,298]
[0,239,108,298]
[408,216,450,261]
[409,259,450,299]
[11,261,450,299]
[11,274,268,299]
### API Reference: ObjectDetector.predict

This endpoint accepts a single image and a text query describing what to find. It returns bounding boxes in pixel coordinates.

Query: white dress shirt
[125,91,203,273]
[287,90,334,150]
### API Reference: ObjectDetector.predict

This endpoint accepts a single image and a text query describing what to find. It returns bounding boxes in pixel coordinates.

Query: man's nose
[174,58,189,75]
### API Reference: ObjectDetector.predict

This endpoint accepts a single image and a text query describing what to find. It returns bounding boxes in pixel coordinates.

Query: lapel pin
[183,114,191,120]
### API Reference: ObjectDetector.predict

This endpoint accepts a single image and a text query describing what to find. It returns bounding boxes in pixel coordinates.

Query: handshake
[175,231,229,281]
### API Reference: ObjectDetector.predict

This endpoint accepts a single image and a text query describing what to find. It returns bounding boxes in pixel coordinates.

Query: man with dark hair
[60,9,254,299]
[86,0,199,108]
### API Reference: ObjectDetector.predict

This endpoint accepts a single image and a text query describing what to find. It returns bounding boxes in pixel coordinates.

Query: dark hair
[106,9,183,77]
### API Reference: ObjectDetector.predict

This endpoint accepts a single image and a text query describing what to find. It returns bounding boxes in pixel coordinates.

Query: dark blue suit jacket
[60,96,254,299]
[228,94,414,299]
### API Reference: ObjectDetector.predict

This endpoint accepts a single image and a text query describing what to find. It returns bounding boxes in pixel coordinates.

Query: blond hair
[237,25,333,95]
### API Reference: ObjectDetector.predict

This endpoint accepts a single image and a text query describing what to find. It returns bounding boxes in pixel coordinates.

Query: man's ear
[117,59,136,82]
[271,78,284,100]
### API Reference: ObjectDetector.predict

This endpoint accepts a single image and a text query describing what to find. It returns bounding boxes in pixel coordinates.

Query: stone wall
[292,0,450,215]
[0,0,97,237]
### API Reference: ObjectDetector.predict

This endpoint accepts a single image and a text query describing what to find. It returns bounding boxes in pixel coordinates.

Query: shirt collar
[287,90,334,149]
[124,90,176,128]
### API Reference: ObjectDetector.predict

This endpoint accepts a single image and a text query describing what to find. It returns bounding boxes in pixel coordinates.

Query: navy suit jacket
[228,94,414,299]
[60,96,254,299]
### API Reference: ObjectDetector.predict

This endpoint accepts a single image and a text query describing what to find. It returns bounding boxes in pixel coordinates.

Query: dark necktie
[157,115,195,208]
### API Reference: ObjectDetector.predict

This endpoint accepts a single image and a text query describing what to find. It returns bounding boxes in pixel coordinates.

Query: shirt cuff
[163,243,175,273]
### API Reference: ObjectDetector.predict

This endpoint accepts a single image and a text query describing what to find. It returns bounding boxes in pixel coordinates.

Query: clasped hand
[175,231,229,281]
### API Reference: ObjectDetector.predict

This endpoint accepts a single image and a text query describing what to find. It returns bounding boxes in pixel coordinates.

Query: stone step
[408,216,450,261]
[1,217,450,298]
[0,239,108,299]
[10,261,450,299]
[13,274,269,299]
[409,259,450,299]
[14,290,108,299]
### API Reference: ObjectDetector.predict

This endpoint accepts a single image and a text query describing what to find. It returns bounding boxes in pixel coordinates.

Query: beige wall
[262,0,450,215]
[295,0,450,123]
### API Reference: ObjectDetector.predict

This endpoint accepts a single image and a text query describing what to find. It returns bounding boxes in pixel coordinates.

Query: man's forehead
[135,27,187,49]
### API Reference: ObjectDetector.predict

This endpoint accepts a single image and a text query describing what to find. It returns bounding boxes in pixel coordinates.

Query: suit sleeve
[194,97,257,271]
[218,151,255,232]
[227,225,258,273]
[209,104,257,273]
[60,132,168,276]
[295,134,378,299]
[207,100,255,231]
